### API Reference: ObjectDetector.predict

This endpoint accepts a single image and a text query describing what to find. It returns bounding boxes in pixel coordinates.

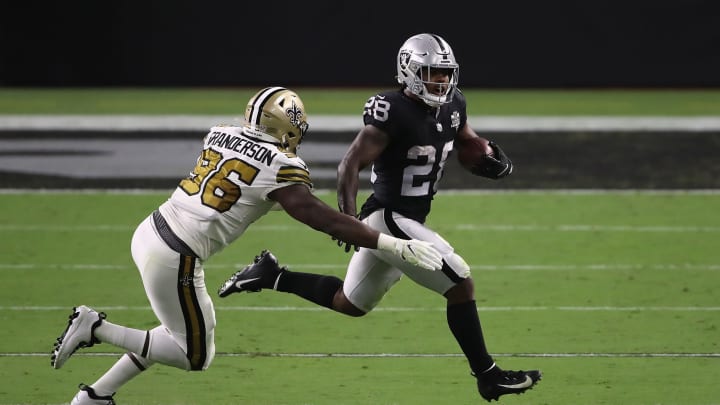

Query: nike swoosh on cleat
[497,375,533,389]
[235,278,260,288]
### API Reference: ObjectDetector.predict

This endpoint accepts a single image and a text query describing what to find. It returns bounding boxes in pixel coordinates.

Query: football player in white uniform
[50,87,443,405]
[219,36,541,402]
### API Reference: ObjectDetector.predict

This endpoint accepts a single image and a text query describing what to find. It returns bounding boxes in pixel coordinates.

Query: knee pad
[444,252,471,279]
[146,326,191,370]
[146,326,215,371]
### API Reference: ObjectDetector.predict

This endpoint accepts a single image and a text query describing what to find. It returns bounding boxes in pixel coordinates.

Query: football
[456,136,493,170]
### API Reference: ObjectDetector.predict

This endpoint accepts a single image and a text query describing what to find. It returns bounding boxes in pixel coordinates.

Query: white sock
[95,322,190,370]
[94,320,147,354]
[91,353,153,397]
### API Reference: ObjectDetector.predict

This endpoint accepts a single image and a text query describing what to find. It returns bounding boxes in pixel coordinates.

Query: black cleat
[473,365,542,402]
[218,250,284,297]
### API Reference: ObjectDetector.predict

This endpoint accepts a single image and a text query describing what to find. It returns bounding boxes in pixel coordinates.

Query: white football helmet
[243,87,309,153]
[396,33,459,107]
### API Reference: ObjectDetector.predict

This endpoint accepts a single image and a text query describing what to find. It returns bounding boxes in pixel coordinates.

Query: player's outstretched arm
[270,185,442,271]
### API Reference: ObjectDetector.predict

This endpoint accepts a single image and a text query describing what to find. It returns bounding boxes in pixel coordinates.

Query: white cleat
[51,305,106,369]
[71,384,116,405]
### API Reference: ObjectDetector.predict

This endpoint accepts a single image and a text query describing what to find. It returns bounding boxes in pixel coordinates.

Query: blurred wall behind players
[1,0,718,88]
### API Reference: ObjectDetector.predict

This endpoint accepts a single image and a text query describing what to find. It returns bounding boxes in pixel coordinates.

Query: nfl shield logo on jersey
[451,111,460,129]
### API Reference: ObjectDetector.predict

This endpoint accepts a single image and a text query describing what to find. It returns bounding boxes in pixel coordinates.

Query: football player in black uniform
[220,34,541,402]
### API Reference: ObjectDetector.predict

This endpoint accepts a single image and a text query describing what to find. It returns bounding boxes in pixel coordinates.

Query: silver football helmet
[396,33,459,107]
[243,87,309,153]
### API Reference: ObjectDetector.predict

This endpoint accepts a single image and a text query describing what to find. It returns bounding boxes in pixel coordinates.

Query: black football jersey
[358,88,467,223]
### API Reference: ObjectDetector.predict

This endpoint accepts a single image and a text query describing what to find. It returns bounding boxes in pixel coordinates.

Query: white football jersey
[158,125,312,260]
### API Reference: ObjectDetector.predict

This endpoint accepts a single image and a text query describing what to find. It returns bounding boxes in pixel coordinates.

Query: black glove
[470,141,513,179]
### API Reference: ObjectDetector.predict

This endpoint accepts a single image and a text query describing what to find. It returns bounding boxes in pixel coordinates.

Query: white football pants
[343,209,471,313]
[130,214,216,370]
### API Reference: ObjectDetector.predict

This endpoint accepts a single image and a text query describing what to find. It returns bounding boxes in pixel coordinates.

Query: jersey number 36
[179,148,260,212]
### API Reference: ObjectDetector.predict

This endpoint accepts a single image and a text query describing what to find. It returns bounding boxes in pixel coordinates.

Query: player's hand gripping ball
[456,136,494,170]
[456,137,513,179]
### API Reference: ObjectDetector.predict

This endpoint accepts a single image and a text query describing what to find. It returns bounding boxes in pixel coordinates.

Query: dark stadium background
[1,0,719,88]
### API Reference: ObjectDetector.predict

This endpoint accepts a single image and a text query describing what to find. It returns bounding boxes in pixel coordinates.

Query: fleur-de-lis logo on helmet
[286,101,305,133]
[243,87,309,153]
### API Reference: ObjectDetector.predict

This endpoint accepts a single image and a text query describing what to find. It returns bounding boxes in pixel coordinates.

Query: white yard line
[2,223,718,232]
[2,188,720,195]
[2,352,718,358]
[3,115,720,131]
[1,263,719,271]
[2,305,718,312]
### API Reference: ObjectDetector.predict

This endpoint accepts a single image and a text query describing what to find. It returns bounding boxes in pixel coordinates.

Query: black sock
[275,270,343,310]
[447,300,495,374]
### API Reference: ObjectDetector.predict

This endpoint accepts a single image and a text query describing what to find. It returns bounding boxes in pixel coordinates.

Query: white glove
[376,233,443,271]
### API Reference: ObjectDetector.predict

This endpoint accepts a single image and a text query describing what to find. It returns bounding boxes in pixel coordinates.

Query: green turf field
[1,190,718,404]
[2,88,720,116]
